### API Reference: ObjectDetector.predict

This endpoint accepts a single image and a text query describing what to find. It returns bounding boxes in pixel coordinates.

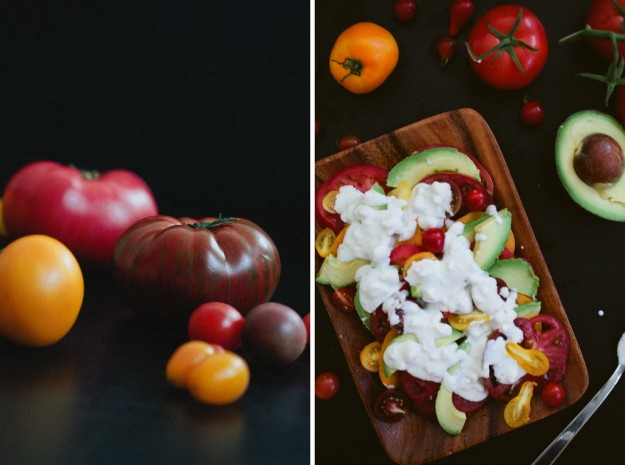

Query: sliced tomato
[315,165,389,233]
[397,372,439,421]
[421,173,494,218]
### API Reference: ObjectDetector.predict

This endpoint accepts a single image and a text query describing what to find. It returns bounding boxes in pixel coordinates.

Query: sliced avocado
[556,110,625,221]
[354,285,371,330]
[515,301,541,318]
[370,182,388,211]
[381,333,418,378]
[387,147,482,188]
[435,328,464,347]
[435,383,467,435]
[488,258,539,298]
[410,283,422,299]
[315,255,368,289]
[472,209,512,270]
[461,214,490,242]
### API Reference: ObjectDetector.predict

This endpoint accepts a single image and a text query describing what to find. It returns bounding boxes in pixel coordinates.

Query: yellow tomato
[0,235,84,347]
[360,340,382,372]
[165,340,225,388]
[187,351,250,405]
[315,228,336,258]
[329,22,399,94]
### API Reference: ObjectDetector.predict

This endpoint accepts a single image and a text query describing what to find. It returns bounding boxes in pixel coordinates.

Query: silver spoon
[531,332,625,465]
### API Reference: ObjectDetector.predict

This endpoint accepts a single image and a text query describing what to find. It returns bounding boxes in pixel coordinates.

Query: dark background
[0,1,310,465]
[315,1,625,464]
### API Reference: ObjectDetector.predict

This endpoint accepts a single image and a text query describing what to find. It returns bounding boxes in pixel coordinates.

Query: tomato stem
[184,215,239,230]
[331,57,364,82]
[560,25,625,105]
[465,8,537,74]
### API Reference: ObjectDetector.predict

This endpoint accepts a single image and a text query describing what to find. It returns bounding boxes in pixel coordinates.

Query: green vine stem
[331,57,364,83]
[560,24,625,106]
[466,8,537,73]
[184,215,239,230]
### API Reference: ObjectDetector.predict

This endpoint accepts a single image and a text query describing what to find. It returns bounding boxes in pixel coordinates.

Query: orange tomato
[165,340,225,388]
[329,22,399,94]
[360,340,382,372]
[0,235,84,347]
[187,351,250,405]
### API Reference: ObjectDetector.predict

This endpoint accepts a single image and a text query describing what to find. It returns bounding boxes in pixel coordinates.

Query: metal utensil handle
[532,363,625,465]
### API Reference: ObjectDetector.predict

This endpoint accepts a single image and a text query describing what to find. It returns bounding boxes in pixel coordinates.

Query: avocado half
[555,110,625,221]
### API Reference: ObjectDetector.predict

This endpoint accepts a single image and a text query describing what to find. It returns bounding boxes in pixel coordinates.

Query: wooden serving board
[315,108,589,465]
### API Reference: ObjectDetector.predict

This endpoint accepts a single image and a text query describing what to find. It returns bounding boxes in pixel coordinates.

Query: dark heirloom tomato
[112,215,280,318]
[397,372,439,420]
[315,165,389,233]
[3,160,157,266]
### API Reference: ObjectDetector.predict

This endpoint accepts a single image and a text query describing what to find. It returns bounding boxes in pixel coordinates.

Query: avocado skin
[556,110,625,221]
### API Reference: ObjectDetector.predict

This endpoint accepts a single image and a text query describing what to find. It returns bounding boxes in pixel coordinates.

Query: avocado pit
[573,133,624,185]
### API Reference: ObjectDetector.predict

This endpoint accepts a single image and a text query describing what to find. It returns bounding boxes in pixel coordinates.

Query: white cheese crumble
[331,180,527,402]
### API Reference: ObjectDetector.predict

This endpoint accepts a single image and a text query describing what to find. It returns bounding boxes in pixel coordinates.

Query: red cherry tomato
[436,36,457,67]
[188,302,245,351]
[390,243,422,267]
[331,287,356,313]
[541,382,566,407]
[520,100,545,126]
[464,188,488,212]
[466,5,548,90]
[315,118,321,138]
[315,372,340,399]
[586,0,625,62]
[422,228,445,254]
[394,0,417,22]
[448,0,475,37]
[337,134,362,151]
[303,312,310,344]
[3,161,157,266]
[315,164,389,233]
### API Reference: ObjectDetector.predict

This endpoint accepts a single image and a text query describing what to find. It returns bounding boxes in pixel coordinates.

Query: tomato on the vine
[586,0,625,62]
[329,22,399,94]
[520,100,545,126]
[466,5,548,89]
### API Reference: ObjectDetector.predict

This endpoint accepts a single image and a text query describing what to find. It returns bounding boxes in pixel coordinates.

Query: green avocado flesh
[315,255,368,290]
[556,110,625,221]
[472,209,512,271]
[387,147,482,188]
[488,258,539,298]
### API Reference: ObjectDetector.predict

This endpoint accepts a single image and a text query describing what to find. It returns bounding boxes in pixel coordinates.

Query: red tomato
[303,312,310,344]
[541,382,566,407]
[188,302,245,351]
[394,0,417,22]
[466,5,548,89]
[337,134,362,151]
[315,165,389,233]
[586,0,625,61]
[436,36,457,67]
[315,372,340,399]
[422,228,445,254]
[112,215,281,318]
[2,161,157,266]
[520,100,545,126]
[448,0,474,37]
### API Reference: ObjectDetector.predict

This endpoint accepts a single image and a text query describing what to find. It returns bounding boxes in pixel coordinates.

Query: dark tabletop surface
[315,1,625,464]
[0,2,310,465]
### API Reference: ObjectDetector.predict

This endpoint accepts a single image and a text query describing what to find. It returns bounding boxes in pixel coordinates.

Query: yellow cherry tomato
[379,327,401,388]
[360,340,382,372]
[506,342,549,376]
[0,235,84,347]
[330,225,349,256]
[315,228,336,258]
[187,351,250,405]
[329,22,399,94]
[166,340,225,388]
[448,310,490,331]
[504,381,537,428]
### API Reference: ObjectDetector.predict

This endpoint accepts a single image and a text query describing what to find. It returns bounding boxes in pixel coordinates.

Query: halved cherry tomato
[448,310,490,331]
[360,341,383,372]
[504,381,537,427]
[316,165,389,233]
[330,225,348,256]
[390,243,422,267]
[373,389,408,423]
[506,342,549,376]
[315,228,336,258]
[331,287,356,313]
[329,22,399,94]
